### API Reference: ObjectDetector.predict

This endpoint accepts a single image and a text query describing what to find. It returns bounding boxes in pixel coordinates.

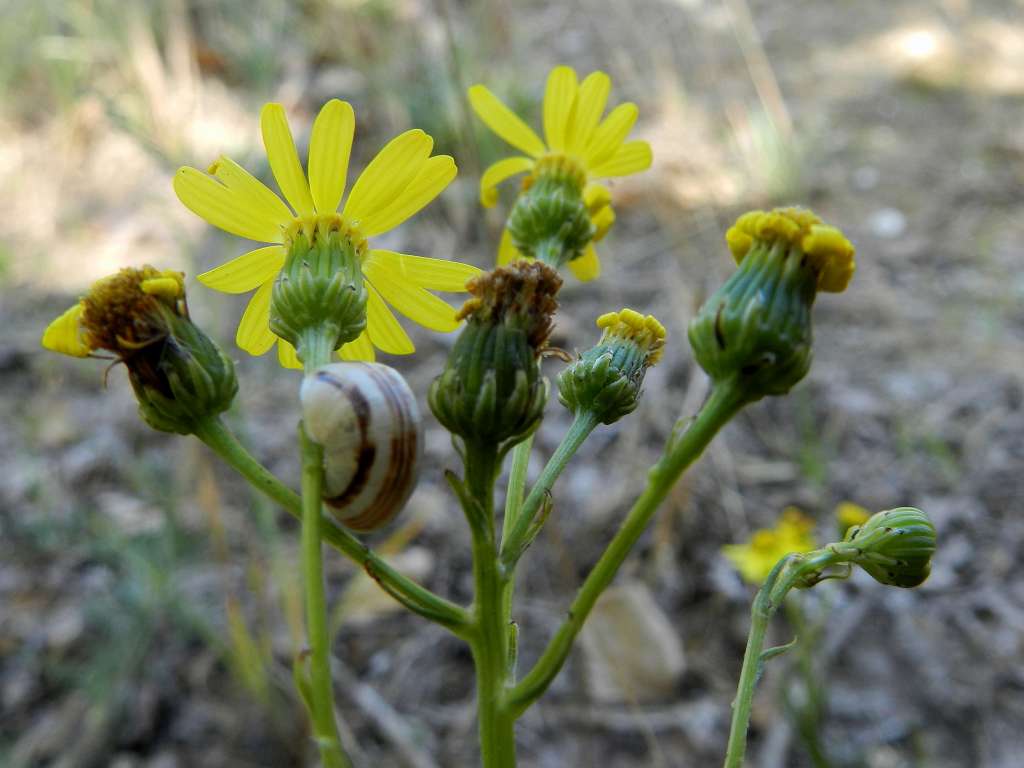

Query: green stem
[299,332,348,768]
[299,424,348,768]
[499,435,533,682]
[723,575,776,768]
[193,418,471,633]
[298,326,336,373]
[508,384,748,716]
[723,551,844,768]
[502,436,533,544]
[464,446,516,768]
[501,411,600,568]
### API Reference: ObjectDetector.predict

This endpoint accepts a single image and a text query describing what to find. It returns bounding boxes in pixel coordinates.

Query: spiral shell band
[301,362,422,532]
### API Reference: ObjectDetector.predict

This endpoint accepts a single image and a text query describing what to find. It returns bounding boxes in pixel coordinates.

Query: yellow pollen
[283,213,368,258]
[140,272,185,300]
[596,308,667,366]
[725,207,856,293]
[530,153,587,191]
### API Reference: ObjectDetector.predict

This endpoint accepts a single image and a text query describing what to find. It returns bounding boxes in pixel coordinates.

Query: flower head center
[522,154,587,195]
[81,267,186,354]
[283,214,368,261]
[596,309,667,367]
[456,260,563,351]
[725,207,856,293]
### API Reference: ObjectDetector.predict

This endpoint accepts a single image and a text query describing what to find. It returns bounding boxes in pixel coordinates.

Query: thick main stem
[508,383,748,715]
[723,550,844,767]
[300,333,348,768]
[465,447,517,768]
[723,582,773,768]
[299,424,348,768]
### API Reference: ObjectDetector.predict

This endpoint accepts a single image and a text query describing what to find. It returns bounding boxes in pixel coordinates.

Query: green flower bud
[558,308,666,424]
[270,215,368,362]
[40,266,237,434]
[132,309,238,434]
[843,507,936,588]
[507,156,595,269]
[688,208,856,401]
[428,260,559,455]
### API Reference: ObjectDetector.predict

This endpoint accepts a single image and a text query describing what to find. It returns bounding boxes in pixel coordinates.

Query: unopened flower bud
[558,308,666,424]
[428,260,559,454]
[843,507,936,588]
[688,208,855,401]
[507,156,595,269]
[270,215,368,363]
[41,266,237,434]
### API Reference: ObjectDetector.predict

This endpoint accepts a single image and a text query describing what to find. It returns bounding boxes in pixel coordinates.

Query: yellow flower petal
[235,280,276,355]
[568,243,601,281]
[342,130,432,225]
[583,102,638,169]
[174,167,284,243]
[365,261,460,332]
[479,156,534,208]
[366,285,415,354]
[42,303,91,357]
[467,84,546,158]
[277,339,302,369]
[589,140,652,178]
[591,204,615,242]
[358,154,457,237]
[498,227,520,266]
[543,65,578,152]
[365,250,481,291]
[307,99,355,215]
[260,103,315,217]
[566,71,610,155]
[197,245,285,294]
[583,182,612,211]
[207,156,294,230]
[339,328,375,362]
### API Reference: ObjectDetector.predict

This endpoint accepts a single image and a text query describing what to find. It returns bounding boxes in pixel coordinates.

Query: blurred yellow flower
[174,99,480,368]
[835,501,872,534]
[722,508,818,584]
[469,65,651,282]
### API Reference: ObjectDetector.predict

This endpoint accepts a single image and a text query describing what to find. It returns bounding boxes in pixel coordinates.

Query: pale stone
[579,581,686,703]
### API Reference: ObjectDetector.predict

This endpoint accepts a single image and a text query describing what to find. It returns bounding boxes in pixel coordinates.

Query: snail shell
[300,362,422,532]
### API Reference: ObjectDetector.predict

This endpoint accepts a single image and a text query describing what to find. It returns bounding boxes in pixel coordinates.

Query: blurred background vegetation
[3,0,1024,766]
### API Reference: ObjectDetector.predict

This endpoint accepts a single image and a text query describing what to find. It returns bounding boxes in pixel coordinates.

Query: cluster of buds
[41,266,237,434]
[688,208,855,402]
[558,308,665,424]
[429,260,559,456]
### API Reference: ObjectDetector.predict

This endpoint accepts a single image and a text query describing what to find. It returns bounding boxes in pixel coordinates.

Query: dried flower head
[457,259,563,351]
[41,267,236,434]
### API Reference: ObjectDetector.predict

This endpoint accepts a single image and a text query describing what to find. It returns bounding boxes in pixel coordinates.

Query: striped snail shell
[300,362,422,532]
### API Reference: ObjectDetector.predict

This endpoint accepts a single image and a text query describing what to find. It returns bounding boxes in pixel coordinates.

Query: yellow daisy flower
[469,65,651,281]
[174,99,481,369]
[722,508,818,585]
